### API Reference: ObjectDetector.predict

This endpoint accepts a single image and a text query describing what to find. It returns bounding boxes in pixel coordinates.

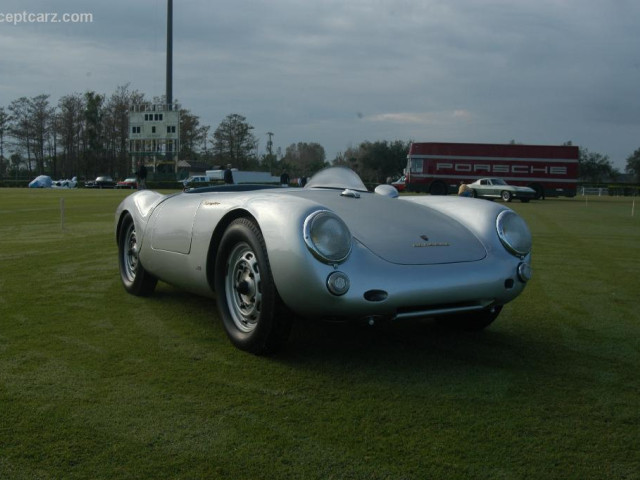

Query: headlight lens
[496,210,532,257]
[304,210,352,263]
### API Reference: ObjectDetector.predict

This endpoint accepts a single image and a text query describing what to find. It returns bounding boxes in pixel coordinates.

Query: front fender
[239,195,334,303]
[401,195,512,254]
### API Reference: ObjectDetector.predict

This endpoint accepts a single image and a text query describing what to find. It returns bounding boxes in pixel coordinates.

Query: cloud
[366,110,474,125]
[0,0,639,167]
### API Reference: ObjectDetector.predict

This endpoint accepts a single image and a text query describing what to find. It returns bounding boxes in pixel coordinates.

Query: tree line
[0,84,638,184]
[0,85,152,180]
[0,84,410,184]
[569,143,639,184]
[210,114,412,184]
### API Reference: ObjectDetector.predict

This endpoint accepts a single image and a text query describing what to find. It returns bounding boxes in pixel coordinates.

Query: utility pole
[266,132,274,157]
[266,132,275,171]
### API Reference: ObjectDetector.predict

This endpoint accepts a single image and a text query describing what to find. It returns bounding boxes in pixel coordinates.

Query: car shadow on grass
[139,285,558,378]
[278,316,559,379]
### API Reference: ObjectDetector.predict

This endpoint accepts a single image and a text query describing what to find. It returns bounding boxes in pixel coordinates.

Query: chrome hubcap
[225,243,262,333]
[124,223,139,282]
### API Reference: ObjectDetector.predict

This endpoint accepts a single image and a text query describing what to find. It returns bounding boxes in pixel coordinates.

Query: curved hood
[302,191,487,265]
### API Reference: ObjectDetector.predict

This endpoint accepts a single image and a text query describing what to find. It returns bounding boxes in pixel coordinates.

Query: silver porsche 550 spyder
[116,167,532,354]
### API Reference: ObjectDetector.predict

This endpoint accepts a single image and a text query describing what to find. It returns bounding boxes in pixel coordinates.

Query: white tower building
[128,103,180,173]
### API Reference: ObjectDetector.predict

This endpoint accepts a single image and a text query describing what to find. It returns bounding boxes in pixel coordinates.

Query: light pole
[166,0,173,107]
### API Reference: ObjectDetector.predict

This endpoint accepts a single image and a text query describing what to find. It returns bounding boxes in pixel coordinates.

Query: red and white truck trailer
[405,142,579,198]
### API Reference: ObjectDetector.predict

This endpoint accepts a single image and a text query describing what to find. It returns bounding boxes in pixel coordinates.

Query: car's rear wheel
[118,213,157,296]
[501,190,512,202]
[215,218,291,354]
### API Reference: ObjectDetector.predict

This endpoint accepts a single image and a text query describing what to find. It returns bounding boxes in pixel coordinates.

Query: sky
[1,0,638,170]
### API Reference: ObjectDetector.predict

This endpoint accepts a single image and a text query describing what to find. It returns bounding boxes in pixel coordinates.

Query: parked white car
[468,178,536,202]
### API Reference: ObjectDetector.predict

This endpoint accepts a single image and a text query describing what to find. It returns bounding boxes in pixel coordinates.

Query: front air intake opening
[364,290,388,302]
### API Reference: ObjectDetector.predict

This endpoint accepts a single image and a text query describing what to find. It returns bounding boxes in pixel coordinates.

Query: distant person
[280,171,290,187]
[458,181,472,197]
[223,164,234,184]
[136,161,147,190]
[299,176,307,187]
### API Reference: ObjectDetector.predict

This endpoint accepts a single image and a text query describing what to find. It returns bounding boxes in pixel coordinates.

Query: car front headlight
[496,210,532,257]
[304,210,352,263]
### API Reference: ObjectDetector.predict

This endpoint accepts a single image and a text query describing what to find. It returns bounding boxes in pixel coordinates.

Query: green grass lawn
[1,189,639,479]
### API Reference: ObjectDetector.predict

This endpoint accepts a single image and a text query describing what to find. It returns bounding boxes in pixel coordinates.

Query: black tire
[501,190,512,202]
[471,189,478,198]
[440,305,503,331]
[530,184,545,200]
[118,213,158,296]
[214,218,291,354]
[429,181,447,196]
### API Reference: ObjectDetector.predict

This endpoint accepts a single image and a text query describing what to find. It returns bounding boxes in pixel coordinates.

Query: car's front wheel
[214,218,292,354]
[118,213,157,296]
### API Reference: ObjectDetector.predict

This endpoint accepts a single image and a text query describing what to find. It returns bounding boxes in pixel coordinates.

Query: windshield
[305,166,368,191]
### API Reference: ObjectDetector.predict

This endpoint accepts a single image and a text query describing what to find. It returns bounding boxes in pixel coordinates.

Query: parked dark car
[181,175,210,190]
[86,176,116,189]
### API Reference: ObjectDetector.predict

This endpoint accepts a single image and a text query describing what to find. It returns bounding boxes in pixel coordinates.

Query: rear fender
[115,190,169,245]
